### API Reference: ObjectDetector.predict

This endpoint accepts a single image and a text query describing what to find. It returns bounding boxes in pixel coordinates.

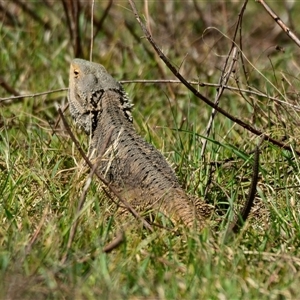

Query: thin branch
[256,0,300,48]
[201,47,239,200]
[200,46,239,158]
[123,80,300,111]
[1,82,298,113]
[128,0,300,156]
[0,88,68,102]
[53,103,69,134]
[103,231,125,253]
[201,0,249,158]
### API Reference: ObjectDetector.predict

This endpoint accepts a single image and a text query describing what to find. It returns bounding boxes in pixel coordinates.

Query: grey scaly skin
[68,58,259,231]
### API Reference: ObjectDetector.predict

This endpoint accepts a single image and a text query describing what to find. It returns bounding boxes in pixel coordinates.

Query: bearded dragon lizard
[67,58,259,232]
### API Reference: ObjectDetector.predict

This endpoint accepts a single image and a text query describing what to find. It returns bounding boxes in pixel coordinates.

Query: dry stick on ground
[128,0,300,156]
[53,103,69,134]
[256,0,300,48]
[58,108,153,233]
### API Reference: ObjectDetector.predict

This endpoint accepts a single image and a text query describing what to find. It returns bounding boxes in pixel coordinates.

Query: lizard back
[67,58,258,232]
[68,59,212,228]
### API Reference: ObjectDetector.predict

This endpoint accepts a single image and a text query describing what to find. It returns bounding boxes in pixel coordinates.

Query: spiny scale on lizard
[67,58,259,232]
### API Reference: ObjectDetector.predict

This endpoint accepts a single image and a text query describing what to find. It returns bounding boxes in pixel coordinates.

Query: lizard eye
[74,69,80,78]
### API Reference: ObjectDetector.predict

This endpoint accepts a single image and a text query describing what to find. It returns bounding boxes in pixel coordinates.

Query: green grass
[1,1,300,299]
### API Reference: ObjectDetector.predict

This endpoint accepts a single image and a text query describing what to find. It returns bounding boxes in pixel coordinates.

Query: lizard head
[68,58,133,134]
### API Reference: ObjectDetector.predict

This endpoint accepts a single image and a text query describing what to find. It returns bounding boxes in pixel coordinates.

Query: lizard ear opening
[73,69,80,78]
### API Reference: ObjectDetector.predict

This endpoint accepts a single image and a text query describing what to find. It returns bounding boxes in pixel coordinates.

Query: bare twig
[0,88,68,103]
[256,0,300,48]
[200,46,239,158]
[200,4,242,194]
[1,81,298,113]
[201,47,239,200]
[58,108,153,232]
[53,103,69,133]
[201,0,249,157]
[123,80,300,111]
[103,231,125,253]
[60,124,114,263]
[128,0,300,156]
